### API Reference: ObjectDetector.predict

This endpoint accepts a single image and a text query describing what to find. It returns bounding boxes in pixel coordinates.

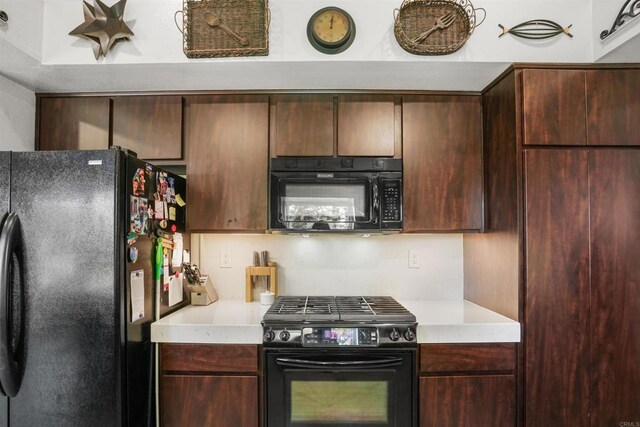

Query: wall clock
[307,7,356,54]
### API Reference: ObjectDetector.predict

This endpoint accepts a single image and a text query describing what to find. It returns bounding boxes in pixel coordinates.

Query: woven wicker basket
[176,0,269,58]
[394,0,484,55]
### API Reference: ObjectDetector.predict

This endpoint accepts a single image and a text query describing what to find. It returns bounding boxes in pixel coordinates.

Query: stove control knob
[279,330,291,341]
[263,330,275,342]
[389,329,401,342]
[403,329,416,342]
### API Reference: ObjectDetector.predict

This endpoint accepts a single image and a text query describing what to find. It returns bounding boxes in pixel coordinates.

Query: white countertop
[151,299,520,344]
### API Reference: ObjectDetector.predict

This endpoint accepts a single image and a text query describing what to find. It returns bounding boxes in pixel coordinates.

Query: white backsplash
[192,234,463,301]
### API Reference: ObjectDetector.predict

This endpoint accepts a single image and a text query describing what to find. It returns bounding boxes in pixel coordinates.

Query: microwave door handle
[371,181,379,224]
[275,357,403,370]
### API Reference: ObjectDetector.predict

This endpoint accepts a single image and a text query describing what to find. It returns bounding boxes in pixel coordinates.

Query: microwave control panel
[381,179,402,223]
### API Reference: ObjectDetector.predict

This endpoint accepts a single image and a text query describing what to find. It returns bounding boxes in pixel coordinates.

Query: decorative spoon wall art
[499,19,573,40]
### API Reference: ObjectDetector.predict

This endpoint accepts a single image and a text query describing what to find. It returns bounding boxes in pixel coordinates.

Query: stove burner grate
[263,296,415,323]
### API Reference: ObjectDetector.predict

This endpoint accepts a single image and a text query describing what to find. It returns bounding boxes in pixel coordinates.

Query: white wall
[0,74,35,151]
[42,0,592,64]
[0,0,44,61]
[193,234,463,301]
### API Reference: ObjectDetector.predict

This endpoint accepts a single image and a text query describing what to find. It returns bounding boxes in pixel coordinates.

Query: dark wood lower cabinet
[420,375,515,427]
[162,375,258,427]
[419,344,516,427]
[160,344,259,427]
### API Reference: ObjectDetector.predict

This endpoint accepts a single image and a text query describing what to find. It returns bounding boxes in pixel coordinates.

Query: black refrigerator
[0,148,188,426]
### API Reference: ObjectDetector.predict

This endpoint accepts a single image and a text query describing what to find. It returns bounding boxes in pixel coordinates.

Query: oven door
[270,174,379,232]
[265,350,415,427]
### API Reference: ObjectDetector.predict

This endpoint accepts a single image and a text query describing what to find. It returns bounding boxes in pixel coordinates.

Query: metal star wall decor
[69,0,134,59]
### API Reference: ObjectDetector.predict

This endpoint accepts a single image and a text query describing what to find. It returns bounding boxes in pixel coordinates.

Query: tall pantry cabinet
[465,66,640,427]
[524,148,640,426]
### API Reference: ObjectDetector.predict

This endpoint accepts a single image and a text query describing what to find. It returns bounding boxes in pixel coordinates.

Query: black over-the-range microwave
[269,157,402,233]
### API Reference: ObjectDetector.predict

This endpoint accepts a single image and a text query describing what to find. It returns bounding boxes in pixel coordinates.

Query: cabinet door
[337,95,396,157]
[38,97,109,150]
[420,375,515,427]
[586,69,640,146]
[589,150,640,425]
[522,69,586,146]
[524,149,590,427]
[403,95,483,231]
[187,95,268,231]
[112,96,183,160]
[161,375,258,427]
[273,95,334,156]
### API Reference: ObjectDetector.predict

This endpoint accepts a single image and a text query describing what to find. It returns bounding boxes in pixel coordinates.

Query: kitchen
[1,0,639,426]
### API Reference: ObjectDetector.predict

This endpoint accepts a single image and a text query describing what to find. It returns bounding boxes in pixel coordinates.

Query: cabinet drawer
[161,344,259,373]
[419,343,515,373]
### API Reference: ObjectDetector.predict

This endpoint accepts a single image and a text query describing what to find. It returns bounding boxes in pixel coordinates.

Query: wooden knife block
[245,263,277,303]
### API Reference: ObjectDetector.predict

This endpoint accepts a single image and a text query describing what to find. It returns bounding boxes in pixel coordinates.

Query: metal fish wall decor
[499,19,573,40]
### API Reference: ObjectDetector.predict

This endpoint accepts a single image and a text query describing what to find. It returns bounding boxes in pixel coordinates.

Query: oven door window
[278,179,373,231]
[285,371,394,426]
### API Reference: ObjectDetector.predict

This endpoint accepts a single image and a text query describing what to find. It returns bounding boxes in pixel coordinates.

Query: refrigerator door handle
[0,212,23,397]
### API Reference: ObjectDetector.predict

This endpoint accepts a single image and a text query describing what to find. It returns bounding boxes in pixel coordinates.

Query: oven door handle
[275,356,403,370]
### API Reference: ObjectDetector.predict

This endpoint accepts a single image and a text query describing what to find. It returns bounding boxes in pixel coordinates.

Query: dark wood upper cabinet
[524,149,590,427]
[273,94,398,157]
[112,96,183,160]
[586,69,640,146]
[337,95,396,157]
[522,69,586,146]
[273,95,334,156]
[403,95,483,232]
[186,95,269,231]
[589,150,640,425]
[38,97,110,151]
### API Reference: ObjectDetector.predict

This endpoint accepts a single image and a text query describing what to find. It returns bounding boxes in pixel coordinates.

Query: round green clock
[307,7,356,54]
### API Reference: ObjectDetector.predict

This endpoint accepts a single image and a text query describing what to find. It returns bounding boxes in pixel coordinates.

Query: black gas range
[262,295,417,347]
[262,296,417,427]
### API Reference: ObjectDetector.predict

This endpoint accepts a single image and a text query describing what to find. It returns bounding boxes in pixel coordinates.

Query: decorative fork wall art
[393,0,486,55]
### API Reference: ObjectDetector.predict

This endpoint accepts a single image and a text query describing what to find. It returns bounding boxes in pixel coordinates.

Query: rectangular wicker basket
[179,0,269,58]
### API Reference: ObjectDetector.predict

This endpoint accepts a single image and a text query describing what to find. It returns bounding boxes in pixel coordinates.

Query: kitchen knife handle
[0,212,24,397]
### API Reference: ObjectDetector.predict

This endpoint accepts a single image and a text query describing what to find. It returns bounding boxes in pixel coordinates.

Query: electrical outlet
[408,250,420,268]
[220,250,232,268]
